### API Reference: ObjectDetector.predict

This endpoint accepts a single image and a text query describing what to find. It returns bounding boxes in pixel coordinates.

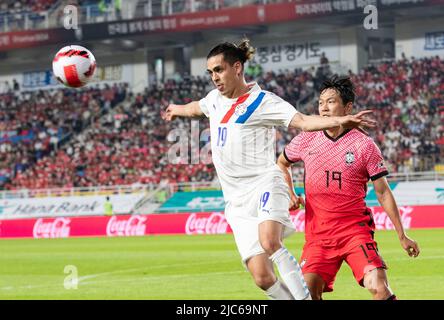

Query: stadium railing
[0,11,48,32]
[386,171,444,182]
[169,171,444,191]
[1,171,442,201]
[0,183,157,200]
[0,0,63,32]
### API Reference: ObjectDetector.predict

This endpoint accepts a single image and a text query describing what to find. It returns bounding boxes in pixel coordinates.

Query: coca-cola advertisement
[185,212,229,235]
[0,205,443,239]
[106,215,147,237]
[33,217,72,239]
[370,206,413,230]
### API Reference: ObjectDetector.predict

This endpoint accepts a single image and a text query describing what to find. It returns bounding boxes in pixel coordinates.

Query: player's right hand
[340,110,377,129]
[162,104,179,121]
[400,235,420,258]
[289,193,305,211]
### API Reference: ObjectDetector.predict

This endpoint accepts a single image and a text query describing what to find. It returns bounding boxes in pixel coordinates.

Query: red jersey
[284,129,388,241]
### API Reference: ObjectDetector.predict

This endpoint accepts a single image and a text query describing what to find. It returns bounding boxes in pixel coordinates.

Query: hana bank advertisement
[0,205,443,239]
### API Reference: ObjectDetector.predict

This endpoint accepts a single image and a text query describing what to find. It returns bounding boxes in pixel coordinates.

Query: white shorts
[224,170,296,265]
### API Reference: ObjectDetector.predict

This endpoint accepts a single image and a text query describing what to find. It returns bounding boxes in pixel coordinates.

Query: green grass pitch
[0,229,443,300]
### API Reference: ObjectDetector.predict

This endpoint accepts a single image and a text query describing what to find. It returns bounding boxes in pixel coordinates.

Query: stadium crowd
[0,0,56,14]
[352,55,443,174]
[0,84,127,189]
[0,56,442,190]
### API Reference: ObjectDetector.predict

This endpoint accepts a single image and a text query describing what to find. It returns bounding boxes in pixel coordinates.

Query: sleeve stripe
[370,170,389,181]
[283,149,296,164]
[235,92,265,124]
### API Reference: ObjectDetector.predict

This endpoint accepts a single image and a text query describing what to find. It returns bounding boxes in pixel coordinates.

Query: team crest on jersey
[345,152,355,165]
[234,103,248,116]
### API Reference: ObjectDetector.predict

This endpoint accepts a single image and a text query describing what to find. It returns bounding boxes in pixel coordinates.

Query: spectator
[13,79,20,91]
[104,196,113,216]
[320,52,329,65]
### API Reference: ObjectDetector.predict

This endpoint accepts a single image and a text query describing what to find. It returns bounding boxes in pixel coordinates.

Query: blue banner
[22,70,58,89]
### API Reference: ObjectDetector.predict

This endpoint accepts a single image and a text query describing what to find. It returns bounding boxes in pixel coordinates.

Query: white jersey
[199,82,298,201]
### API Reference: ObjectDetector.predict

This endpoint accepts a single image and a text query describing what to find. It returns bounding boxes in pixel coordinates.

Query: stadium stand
[0,56,442,190]
[352,55,443,174]
[0,83,128,189]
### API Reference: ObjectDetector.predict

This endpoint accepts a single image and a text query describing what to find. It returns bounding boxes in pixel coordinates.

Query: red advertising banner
[80,3,294,41]
[0,28,76,51]
[1,0,443,51]
[0,205,443,239]
[0,3,297,51]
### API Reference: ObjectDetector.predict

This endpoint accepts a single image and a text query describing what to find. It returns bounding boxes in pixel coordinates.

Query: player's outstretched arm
[277,153,304,210]
[373,177,420,258]
[162,101,204,121]
[289,110,376,132]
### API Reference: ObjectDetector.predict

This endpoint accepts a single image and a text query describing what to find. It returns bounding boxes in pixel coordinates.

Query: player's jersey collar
[220,82,261,102]
[323,128,352,142]
[247,82,261,94]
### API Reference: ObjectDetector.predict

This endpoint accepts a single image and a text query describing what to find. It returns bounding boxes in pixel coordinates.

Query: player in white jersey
[162,39,375,300]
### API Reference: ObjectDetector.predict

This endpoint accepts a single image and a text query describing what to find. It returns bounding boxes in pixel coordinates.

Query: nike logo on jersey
[308,151,318,155]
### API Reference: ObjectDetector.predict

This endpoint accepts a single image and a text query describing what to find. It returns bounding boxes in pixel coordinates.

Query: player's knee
[364,269,392,300]
[373,283,392,300]
[365,277,391,299]
[260,239,282,256]
[253,273,276,290]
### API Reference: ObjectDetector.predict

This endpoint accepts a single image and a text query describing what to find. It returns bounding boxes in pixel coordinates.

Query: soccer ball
[52,45,96,88]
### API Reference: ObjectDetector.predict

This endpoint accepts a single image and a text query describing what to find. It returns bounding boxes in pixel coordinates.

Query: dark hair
[319,75,355,105]
[207,38,256,67]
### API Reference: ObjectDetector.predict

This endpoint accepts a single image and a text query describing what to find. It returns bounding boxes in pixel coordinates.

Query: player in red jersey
[277,75,420,300]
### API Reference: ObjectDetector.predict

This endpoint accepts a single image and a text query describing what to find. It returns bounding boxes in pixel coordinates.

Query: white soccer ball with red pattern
[52,45,96,88]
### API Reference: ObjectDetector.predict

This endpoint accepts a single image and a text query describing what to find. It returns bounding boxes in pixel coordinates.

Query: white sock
[265,279,294,300]
[270,247,311,300]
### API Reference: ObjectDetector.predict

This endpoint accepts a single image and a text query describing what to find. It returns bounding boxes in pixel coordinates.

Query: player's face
[318,88,352,117]
[206,54,242,97]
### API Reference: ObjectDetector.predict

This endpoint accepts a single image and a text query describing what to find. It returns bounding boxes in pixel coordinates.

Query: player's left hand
[340,110,376,129]
[400,234,420,258]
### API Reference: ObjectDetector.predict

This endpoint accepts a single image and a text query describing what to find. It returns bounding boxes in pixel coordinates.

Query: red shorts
[300,233,387,292]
